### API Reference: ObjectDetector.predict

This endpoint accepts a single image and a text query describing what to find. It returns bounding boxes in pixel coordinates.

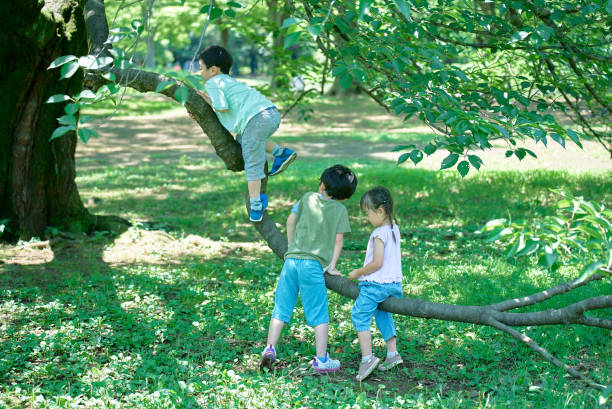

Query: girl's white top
[359,224,403,284]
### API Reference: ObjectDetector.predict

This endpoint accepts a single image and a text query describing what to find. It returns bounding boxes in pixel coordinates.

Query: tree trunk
[266,0,288,89]
[0,0,96,240]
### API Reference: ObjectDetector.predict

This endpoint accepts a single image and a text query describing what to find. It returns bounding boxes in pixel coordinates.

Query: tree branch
[491,273,604,311]
[488,320,605,390]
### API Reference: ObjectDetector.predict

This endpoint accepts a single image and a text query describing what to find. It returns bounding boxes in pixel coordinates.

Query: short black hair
[198,45,233,74]
[320,164,357,200]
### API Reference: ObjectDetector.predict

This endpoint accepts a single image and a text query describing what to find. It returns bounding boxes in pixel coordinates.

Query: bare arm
[286,212,297,244]
[348,237,384,280]
[326,233,344,275]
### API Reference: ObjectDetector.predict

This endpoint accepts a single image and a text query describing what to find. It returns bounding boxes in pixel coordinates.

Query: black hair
[198,45,233,74]
[360,186,398,240]
[320,164,358,200]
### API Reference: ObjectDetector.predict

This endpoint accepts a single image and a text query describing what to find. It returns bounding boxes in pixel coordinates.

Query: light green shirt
[204,74,274,135]
[285,192,351,267]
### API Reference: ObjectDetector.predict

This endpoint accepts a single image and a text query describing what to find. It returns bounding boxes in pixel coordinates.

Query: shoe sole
[269,152,297,176]
[378,358,403,371]
[250,214,263,222]
[313,366,340,374]
[356,357,380,381]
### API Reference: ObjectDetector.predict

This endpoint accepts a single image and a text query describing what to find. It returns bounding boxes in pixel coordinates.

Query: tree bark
[0,0,96,239]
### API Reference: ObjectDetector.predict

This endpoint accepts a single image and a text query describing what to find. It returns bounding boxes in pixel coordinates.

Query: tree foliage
[283,0,612,175]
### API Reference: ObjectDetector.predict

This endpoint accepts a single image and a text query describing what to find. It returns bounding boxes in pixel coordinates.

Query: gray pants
[238,107,281,181]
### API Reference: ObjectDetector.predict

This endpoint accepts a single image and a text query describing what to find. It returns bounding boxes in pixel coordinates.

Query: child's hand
[348,270,360,280]
[326,266,342,276]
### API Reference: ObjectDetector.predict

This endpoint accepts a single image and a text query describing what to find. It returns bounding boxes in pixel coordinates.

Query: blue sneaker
[269,148,297,176]
[249,193,268,222]
[259,345,276,370]
[312,353,341,374]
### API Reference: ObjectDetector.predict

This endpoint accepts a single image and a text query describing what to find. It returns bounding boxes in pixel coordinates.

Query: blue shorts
[352,281,402,341]
[272,258,329,327]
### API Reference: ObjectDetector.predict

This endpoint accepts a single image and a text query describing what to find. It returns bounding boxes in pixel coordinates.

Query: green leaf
[551,133,565,148]
[510,30,530,43]
[210,7,223,20]
[339,73,353,89]
[77,90,97,100]
[174,86,189,106]
[543,245,557,268]
[457,160,470,177]
[392,144,415,152]
[516,240,539,256]
[49,126,75,142]
[228,1,243,7]
[60,61,79,79]
[64,103,79,115]
[224,9,236,18]
[57,115,77,126]
[440,153,459,170]
[46,94,71,103]
[486,227,514,242]
[283,31,301,49]
[515,149,526,160]
[281,17,301,29]
[409,150,423,165]
[397,153,410,164]
[579,261,604,281]
[607,0,612,14]
[567,129,583,149]
[48,55,77,69]
[393,0,411,19]
[307,24,322,37]
[492,124,509,138]
[600,384,612,406]
[468,154,482,170]
[156,81,175,93]
[78,55,113,69]
[536,24,555,41]
[359,0,373,20]
[424,144,437,155]
[78,128,98,143]
[505,150,514,158]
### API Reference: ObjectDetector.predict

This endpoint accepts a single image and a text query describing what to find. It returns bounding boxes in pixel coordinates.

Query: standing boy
[259,164,358,374]
[197,45,297,222]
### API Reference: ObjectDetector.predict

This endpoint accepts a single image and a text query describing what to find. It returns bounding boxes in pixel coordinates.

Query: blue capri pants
[272,258,329,327]
[352,281,402,341]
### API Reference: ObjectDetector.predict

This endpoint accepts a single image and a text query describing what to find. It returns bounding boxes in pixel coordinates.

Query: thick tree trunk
[0,0,96,240]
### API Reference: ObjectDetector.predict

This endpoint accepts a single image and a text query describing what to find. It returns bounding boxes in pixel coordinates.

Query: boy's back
[204,74,273,135]
[286,191,351,267]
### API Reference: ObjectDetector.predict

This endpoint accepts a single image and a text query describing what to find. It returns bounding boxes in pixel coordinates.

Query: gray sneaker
[378,354,403,371]
[356,355,380,381]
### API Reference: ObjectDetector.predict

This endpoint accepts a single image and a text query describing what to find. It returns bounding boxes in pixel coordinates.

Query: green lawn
[1,151,610,408]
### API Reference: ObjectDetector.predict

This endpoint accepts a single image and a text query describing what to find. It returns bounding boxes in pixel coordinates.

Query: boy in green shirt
[197,45,297,222]
[259,164,358,374]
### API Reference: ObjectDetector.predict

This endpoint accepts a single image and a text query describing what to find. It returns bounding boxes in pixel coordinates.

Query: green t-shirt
[285,192,351,267]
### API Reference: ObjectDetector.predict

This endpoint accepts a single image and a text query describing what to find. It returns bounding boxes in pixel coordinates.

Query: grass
[1,96,611,408]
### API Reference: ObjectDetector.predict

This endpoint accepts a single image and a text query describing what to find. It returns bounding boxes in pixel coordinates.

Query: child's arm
[325,233,344,275]
[196,90,228,113]
[348,238,384,280]
[286,212,297,244]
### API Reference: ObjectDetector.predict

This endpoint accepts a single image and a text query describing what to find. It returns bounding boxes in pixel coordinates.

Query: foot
[356,355,380,381]
[312,353,341,374]
[259,345,276,370]
[269,148,297,176]
[249,193,268,223]
[378,353,403,371]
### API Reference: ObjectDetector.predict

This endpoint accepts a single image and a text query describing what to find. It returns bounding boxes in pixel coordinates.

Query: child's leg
[385,335,398,354]
[357,330,373,357]
[314,323,329,357]
[265,317,285,348]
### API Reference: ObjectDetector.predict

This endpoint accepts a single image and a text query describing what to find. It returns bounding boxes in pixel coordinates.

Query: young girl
[348,186,403,381]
